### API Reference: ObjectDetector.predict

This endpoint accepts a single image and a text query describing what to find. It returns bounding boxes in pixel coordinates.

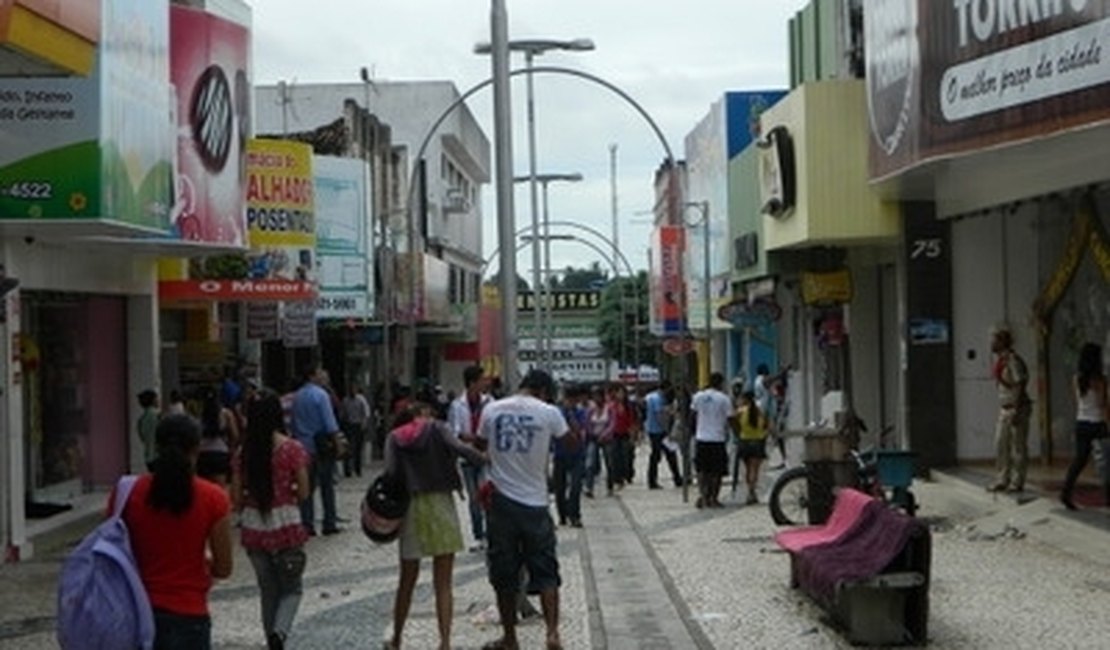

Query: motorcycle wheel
[768,466,811,526]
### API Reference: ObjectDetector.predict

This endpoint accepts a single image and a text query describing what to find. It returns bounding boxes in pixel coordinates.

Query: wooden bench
[775,488,931,646]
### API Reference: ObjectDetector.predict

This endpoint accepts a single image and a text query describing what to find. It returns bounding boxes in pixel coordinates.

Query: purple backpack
[57,475,155,650]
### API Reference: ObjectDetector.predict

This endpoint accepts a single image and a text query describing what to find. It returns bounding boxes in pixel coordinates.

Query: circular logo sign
[191,65,233,173]
[865,0,920,156]
[662,338,696,357]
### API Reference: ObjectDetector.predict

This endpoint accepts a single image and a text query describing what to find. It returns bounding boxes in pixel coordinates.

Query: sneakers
[987,482,1008,492]
[1060,494,1078,511]
[570,518,583,528]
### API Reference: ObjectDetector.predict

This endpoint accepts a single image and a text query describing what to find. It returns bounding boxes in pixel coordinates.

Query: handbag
[360,471,409,544]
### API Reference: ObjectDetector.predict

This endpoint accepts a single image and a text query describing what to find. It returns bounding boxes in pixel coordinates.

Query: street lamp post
[476,37,593,376]
[514,172,583,371]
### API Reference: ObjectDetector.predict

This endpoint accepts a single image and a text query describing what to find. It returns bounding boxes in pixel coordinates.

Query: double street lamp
[475,36,594,377]
[513,172,583,369]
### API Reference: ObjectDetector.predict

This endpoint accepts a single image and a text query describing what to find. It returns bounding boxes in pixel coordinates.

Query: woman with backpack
[384,402,486,650]
[232,391,311,650]
[122,413,233,649]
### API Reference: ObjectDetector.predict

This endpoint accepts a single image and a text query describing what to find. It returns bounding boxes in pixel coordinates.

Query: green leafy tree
[597,271,654,367]
[549,262,609,290]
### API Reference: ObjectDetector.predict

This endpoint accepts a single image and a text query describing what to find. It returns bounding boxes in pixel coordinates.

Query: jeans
[342,421,366,477]
[552,455,584,522]
[647,433,682,487]
[1062,420,1109,502]
[460,461,486,541]
[153,610,210,650]
[604,438,631,490]
[248,547,306,641]
[584,439,601,493]
[300,453,338,532]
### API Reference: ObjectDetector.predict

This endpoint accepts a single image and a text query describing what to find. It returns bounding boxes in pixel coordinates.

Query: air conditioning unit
[443,188,472,214]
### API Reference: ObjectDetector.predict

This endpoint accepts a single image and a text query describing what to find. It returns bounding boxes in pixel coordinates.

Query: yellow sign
[245,139,315,248]
[802,269,853,305]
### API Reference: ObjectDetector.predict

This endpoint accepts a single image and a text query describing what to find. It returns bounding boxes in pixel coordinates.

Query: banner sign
[650,225,686,335]
[314,155,371,320]
[245,139,316,283]
[245,302,280,340]
[170,4,249,244]
[801,269,853,306]
[867,0,1110,180]
[1,0,173,229]
[159,278,316,302]
[516,290,601,312]
[282,300,318,348]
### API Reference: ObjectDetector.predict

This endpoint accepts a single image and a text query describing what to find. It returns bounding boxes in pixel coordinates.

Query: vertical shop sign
[282,300,317,348]
[650,225,686,335]
[170,4,250,245]
[314,155,371,319]
[246,302,280,340]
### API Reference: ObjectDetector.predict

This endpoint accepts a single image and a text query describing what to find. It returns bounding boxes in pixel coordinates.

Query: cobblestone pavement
[3,444,1110,649]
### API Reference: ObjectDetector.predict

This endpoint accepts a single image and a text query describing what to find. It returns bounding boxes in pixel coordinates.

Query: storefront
[759,80,902,440]
[865,0,1110,465]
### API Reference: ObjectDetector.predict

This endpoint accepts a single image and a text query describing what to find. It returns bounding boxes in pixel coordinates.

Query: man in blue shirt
[645,381,683,489]
[292,364,342,535]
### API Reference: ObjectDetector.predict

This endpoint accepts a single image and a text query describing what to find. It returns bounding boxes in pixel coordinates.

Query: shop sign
[1,0,173,229]
[733,232,759,270]
[801,269,853,305]
[246,302,280,340]
[170,4,250,245]
[867,0,1110,180]
[717,297,782,328]
[158,278,316,302]
[314,155,371,319]
[282,300,317,348]
[650,225,686,335]
[516,290,601,312]
[662,337,696,357]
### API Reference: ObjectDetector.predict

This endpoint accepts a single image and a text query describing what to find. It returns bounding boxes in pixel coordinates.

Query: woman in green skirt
[384,403,487,650]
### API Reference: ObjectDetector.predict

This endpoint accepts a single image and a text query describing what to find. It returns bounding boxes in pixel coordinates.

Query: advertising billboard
[867,0,1110,180]
[649,225,686,335]
[314,155,371,319]
[0,0,173,229]
[245,139,315,283]
[170,3,250,245]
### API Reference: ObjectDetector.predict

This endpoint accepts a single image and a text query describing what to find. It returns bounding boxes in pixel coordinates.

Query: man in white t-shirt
[691,372,733,509]
[477,369,568,650]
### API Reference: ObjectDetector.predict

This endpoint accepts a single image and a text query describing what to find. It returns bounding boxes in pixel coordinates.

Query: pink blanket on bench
[795,505,927,602]
[774,488,876,553]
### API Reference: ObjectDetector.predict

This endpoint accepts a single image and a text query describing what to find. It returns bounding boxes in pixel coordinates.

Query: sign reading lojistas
[867,0,1110,180]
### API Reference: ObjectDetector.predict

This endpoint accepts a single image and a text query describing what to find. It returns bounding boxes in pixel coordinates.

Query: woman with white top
[1060,342,1109,510]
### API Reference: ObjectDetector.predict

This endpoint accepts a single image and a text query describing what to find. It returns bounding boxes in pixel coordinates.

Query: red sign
[651,225,686,335]
[662,337,695,357]
[159,279,316,302]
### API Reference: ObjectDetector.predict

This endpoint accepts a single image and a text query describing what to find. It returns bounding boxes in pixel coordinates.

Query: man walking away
[988,326,1032,493]
[691,372,732,508]
[645,382,682,489]
[341,385,372,478]
[553,385,587,527]
[291,364,343,536]
[448,365,492,551]
[477,370,568,650]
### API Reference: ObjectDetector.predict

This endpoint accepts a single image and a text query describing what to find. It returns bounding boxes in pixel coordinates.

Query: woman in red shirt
[232,391,310,650]
[121,413,233,650]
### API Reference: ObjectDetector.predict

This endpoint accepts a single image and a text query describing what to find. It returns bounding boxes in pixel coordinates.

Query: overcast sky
[252,0,808,276]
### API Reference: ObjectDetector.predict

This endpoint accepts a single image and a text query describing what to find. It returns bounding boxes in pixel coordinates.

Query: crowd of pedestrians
[113,360,800,649]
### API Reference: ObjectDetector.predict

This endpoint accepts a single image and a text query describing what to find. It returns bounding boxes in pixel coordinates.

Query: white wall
[951,205,1041,460]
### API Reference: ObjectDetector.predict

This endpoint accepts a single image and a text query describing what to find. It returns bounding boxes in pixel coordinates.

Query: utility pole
[609,143,626,379]
[490,0,519,389]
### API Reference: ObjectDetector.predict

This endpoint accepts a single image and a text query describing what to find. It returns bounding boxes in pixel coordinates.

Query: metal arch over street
[482,219,638,280]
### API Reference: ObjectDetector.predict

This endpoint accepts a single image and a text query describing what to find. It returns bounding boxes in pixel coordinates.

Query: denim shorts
[486,492,561,594]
